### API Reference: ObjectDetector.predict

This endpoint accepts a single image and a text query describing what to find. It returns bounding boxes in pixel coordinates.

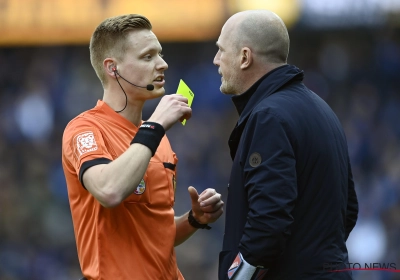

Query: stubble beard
[220,75,241,95]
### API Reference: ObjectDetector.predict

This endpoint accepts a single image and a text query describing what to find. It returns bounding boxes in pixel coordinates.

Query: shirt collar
[231,64,304,122]
[95,100,141,131]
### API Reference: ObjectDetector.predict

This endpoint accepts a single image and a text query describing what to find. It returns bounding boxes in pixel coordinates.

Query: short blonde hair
[89,14,152,86]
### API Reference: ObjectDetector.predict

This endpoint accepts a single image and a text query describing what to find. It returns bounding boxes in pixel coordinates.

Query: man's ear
[104,58,117,77]
[240,47,253,70]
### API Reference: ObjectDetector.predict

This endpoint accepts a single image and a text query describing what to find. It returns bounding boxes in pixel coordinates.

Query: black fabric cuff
[79,157,112,189]
[131,122,165,156]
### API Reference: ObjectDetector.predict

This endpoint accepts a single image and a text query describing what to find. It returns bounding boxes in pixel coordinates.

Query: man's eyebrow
[139,46,162,55]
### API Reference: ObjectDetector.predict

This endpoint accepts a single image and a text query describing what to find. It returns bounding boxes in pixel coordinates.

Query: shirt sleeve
[62,118,113,185]
[238,111,297,268]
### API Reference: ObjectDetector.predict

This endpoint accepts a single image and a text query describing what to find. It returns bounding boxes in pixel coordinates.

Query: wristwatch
[188,210,211,230]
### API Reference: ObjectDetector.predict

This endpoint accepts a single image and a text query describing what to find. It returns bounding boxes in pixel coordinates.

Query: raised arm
[83,94,191,207]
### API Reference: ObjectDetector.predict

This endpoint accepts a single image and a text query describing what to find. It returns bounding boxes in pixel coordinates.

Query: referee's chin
[149,87,165,99]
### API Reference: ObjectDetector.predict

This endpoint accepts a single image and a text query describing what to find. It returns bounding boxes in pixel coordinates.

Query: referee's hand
[148,94,192,131]
[188,186,224,225]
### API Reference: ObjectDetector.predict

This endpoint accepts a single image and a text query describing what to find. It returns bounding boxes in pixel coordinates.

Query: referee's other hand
[188,186,224,225]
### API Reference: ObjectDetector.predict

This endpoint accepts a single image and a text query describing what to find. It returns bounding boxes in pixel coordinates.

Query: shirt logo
[140,124,155,129]
[134,179,146,195]
[249,152,262,167]
[75,131,98,156]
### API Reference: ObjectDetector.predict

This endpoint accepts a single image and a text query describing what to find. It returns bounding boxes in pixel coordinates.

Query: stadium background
[0,0,400,279]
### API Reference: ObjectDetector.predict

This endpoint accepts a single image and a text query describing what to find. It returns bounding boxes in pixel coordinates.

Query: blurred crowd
[0,27,399,280]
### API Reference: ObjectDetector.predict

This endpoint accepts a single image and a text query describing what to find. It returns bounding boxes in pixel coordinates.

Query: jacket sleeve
[238,111,297,268]
[345,155,358,240]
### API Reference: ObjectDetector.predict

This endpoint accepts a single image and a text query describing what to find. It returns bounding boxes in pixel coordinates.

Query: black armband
[131,122,165,156]
[188,210,211,230]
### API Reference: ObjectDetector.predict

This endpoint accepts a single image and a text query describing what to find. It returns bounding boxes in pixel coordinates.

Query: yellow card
[176,79,194,125]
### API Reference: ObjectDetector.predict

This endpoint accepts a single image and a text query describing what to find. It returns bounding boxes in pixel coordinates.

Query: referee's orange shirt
[62,100,184,280]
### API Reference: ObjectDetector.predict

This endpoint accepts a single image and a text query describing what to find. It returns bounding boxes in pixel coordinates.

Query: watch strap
[188,209,211,230]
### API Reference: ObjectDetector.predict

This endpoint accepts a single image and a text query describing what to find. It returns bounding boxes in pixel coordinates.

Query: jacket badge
[249,152,262,167]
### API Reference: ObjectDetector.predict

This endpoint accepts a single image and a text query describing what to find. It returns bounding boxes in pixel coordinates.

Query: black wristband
[131,122,165,156]
[188,210,211,230]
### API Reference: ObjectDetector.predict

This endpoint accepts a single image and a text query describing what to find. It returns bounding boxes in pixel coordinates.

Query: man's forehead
[217,26,233,45]
[126,30,161,51]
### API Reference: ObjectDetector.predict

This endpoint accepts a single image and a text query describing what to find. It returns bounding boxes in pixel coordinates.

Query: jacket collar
[231,64,304,126]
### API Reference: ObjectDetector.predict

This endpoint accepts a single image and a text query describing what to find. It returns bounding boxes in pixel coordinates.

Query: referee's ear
[104,58,117,79]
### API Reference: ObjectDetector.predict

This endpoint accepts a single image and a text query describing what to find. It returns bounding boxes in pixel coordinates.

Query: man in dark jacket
[214,10,358,280]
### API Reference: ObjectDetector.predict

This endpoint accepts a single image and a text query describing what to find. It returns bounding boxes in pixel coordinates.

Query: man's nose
[213,51,220,66]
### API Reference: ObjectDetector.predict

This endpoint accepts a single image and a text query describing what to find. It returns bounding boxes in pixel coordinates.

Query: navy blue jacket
[219,65,358,280]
